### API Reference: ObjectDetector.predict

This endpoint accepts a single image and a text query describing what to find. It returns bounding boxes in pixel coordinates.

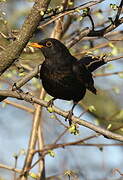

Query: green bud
[110,4,118,11]
[48,150,55,157]
[68,124,79,135]
[47,106,54,113]
[88,105,96,112]
[29,172,39,179]
[40,10,44,16]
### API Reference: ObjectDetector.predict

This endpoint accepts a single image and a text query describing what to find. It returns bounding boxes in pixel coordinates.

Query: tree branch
[1,90,123,142]
[88,0,123,37]
[38,0,103,29]
[0,0,51,76]
[115,0,123,22]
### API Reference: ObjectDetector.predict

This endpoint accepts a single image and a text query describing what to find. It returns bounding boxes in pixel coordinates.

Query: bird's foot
[47,98,56,113]
[12,83,23,93]
[65,102,77,126]
[47,98,55,107]
[65,110,73,126]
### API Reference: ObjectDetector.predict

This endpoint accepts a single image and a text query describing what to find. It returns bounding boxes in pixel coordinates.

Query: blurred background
[0,0,123,179]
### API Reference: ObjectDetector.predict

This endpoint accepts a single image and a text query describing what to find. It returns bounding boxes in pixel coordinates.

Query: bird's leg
[66,102,77,126]
[47,97,56,107]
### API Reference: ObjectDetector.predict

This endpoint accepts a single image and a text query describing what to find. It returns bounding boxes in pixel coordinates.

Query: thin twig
[3,99,34,113]
[12,65,40,90]
[115,0,123,22]
[0,163,21,174]
[37,88,46,179]
[94,71,123,77]
[38,0,104,29]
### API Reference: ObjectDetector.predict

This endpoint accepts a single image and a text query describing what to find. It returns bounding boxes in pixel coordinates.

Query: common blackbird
[30,38,105,125]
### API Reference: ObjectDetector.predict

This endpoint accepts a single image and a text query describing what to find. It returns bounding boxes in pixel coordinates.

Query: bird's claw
[12,83,18,91]
[65,110,73,126]
[47,98,54,107]
[47,98,56,113]
[12,83,23,93]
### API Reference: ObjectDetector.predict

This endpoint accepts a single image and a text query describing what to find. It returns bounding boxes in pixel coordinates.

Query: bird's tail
[79,56,106,72]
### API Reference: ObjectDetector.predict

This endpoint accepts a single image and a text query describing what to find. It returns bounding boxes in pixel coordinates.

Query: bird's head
[30,38,70,58]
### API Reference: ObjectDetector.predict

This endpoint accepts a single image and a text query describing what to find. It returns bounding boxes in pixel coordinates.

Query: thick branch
[1,90,123,142]
[0,0,51,76]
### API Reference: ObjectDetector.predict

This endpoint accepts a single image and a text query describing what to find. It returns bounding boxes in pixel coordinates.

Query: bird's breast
[39,62,86,101]
[40,62,72,81]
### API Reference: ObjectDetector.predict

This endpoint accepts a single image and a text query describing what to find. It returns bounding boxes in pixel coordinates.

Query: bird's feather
[79,56,106,72]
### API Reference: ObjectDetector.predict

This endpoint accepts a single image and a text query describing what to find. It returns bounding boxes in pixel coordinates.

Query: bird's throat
[45,54,72,67]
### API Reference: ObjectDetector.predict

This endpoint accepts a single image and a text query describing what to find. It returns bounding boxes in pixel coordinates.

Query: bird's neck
[45,54,73,66]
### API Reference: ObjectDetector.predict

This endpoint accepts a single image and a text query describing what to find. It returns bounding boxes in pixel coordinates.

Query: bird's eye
[46,41,52,47]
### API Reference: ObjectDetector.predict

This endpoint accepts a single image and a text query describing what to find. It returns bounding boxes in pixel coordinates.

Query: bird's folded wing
[79,56,106,72]
[72,62,96,94]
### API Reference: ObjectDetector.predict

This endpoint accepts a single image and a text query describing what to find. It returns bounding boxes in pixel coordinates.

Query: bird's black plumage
[30,38,106,124]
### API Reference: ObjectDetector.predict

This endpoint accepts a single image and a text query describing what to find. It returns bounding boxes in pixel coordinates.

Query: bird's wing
[73,61,96,94]
[79,56,106,72]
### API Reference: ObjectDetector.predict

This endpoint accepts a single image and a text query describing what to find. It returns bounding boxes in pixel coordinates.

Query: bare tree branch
[88,0,123,36]
[1,90,123,142]
[38,0,103,29]
[0,0,51,76]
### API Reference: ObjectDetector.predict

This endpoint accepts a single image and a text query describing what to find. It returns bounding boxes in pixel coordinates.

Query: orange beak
[29,42,45,48]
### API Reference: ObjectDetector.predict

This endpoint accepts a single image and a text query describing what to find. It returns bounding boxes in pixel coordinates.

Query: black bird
[30,38,105,125]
